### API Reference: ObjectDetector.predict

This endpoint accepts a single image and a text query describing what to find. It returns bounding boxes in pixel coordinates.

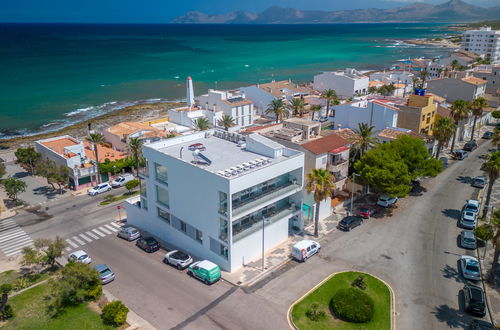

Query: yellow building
[396,93,437,135]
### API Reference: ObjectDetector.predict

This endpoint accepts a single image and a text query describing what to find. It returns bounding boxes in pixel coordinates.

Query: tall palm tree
[470,97,488,141]
[493,130,500,149]
[449,99,470,153]
[451,59,459,71]
[306,169,335,238]
[128,137,143,191]
[194,117,210,131]
[218,114,235,131]
[353,123,379,157]
[309,104,322,121]
[482,151,500,219]
[265,99,288,123]
[432,117,456,159]
[321,89,337,117]
[288,98,305,117]
[86,132,105,184]
[420,69,430,88]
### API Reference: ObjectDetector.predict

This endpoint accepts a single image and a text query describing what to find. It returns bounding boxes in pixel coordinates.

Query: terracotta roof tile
[301,133,349,155]
[461,76,487,86]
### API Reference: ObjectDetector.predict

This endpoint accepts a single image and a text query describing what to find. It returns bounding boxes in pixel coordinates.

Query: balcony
[327,159,348,173]
[232,182,301,217]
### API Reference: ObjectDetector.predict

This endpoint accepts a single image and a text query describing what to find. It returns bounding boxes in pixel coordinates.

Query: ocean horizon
[0,23,456,138]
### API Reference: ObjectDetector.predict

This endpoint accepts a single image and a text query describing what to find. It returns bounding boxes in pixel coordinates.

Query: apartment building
[471,65,500,95]
[461,27,500,65]
[104,121,167,152]
[397,92,437,135]
[426,76,486,102]
[125,130,304,272]
[313,68,369,98]
[196,89,255,128]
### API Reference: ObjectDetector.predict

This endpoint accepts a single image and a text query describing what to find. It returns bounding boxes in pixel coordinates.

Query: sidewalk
[222,203,348,286]
[103,289,156,330]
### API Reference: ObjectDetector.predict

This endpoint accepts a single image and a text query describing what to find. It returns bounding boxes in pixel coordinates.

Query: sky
[0,0,497,23]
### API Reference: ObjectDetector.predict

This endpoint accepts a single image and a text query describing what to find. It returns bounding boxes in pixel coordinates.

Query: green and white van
[187,260,221,285]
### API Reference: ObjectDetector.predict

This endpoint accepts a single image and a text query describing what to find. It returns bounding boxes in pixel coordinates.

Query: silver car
[460,255,481,281]
[164,250,193,270]
[68,250,92,264]
[461,230,477,249]
[460,210,477,229]
[471,176,487,189]
[117,226,141,241]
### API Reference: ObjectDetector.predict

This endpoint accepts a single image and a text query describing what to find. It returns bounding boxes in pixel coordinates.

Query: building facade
[196,89,255,128]
[396,92,437,135]
[125,130,304,272]
[313,68,369,98]
[331,99,400,132]
[461,27,500,65]
[471,65,500,95]
[426,76,487,102]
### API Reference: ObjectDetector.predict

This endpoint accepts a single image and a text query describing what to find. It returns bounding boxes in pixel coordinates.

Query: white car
[88,183,112,196]
[460,255,481,281]
[68,250,92,264]
[464,200,480,215]
[111,174,135,188]
[460,210,477,229]
[376,195,398,208]
[164,250,193,270]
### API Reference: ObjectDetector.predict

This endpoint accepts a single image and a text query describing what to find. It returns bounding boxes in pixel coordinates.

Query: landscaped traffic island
[290,271,392,329]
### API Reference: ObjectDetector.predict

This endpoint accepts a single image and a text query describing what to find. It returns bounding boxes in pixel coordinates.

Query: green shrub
[103,194,115,203]
[351,275,366,290]
[13,277,30,291]
[1,304,15,320]
[305,303,326,322]
[124,179,139,192]
[331,287,374,323]
[101,300,129,327]
[0,283,12,295]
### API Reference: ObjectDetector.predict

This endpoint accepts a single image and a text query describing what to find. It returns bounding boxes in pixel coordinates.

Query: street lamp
[350,173,361,216]
[262,216,271,272]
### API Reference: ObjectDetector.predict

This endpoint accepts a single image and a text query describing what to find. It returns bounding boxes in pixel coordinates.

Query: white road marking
[104,224,118,232]
[72,236,85,245]
[98,226,111,235]
[109,222,122,229]
[85,231,99,240]
[0,236,33,250]
[79,233,92,243]
[0,230,26,242]
[4,241,35,256]
[65,239,79,248]
[0,228,24,240]
[92,228,106,237]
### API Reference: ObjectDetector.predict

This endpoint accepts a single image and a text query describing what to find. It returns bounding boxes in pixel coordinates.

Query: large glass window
[157,208,170,224]
[155,163,168,184]
[156,185,169,208]
[210,237,228,260]
[218,191,228,216]
[180,220,187,233]
[219,218,228,242]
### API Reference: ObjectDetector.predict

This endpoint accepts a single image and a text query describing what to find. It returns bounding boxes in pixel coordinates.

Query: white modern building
[461,27,500,65]
[125,130,304,272]
[369,71,415,85]
[313,68,369,98]
[471,65,500,95]
[196,89,255,128]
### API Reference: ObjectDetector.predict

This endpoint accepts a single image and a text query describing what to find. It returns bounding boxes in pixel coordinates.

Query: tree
[2,177,27,203]
[288,98,305,117]
[420,69,430,88]
[36,159,69,194]
[321,89,337,117]
[432,117,456,159]
[389,136,442,178]
[353,123,379,157]
[378,84,396,96]
[20,246,43,270]
[449,99,470,153]
[368,86,378,94]
[42,236,67,267]
[470,97,488,141]
[481,151,500,218]
[309,104,322,121]
[0,163,5,179]
[451,59,459,71]
[128,137,143,193]
[21,237,67,269]
[86,132,105,184]
[101,301,129,327]
[265,99,288,123]
[218,114,235,131]
[492,130,500,150]
[125,179,139,193]
[193,117,210,131]
[305,169,335,238]
[14,147,40,176]
[492,110,500,120]
[485,209,500,283]
[0,283,14,321]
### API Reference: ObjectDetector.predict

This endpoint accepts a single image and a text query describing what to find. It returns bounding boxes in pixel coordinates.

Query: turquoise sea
[0,23,456,138]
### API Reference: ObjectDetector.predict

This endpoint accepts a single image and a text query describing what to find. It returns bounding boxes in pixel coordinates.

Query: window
[154,163,168,184]
[219,218,228,242]
[180,220,187,233]
[195,229,203,243]
[141,198,148,210]
[210,237,228,259]
[157,208,170,223]
[156,185,169,208]
[218,191,228,216]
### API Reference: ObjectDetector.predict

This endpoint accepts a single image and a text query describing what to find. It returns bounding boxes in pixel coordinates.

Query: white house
[426,76,487,102]
[471,65,500,95]
[196,89,255,128]
[125,130,304,272]
[461,27,500,65]
[369,71,415,85]
[314,68,369,98]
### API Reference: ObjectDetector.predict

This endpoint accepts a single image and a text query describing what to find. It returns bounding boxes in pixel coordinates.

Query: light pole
[262,216,266,271]
[350,173,361,216]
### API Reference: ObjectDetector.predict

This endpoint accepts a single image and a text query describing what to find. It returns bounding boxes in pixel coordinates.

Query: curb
[286,271,396,330]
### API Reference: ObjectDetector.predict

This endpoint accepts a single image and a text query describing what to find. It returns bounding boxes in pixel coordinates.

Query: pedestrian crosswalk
[65,222,123,252]
[0,218,34,257]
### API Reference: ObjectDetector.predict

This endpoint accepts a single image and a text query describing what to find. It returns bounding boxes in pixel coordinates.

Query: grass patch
[291,272,391,330]
[99,190,139,206]
[2,282,114,330]
[0,266,58,291]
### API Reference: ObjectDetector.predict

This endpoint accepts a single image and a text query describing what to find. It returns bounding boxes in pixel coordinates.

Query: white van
[291,240,321,262]
[111,173,135,188]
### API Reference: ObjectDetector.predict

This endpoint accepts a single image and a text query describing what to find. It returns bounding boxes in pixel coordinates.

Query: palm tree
[288,98,305,117]
[493,130,500,149]
[194,117,210,131]
[265,99,288,123]
[437,68,444,78]
[451,59,459,71]
[321,89,337,117]
[487,209,500,283]
[309,104,322,121]
[306,169,335,238]
[449,99,470,153]
[482,151,500,219]
[218,114,235,131]
[128,137,143,192]
[470,97,488,141]
[353,123,379,157]
[420,69,430,88]
[443,67,450,78]
[432,117,456,159]
[86,132,105,184]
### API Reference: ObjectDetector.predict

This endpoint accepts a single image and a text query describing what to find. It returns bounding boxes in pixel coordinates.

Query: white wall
[332,101,398,132]
[240,85,275,115]
[313,72,369,98]
[426,79,484,102]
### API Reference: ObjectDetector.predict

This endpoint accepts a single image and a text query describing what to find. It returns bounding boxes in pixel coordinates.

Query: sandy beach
[404,37,460,49]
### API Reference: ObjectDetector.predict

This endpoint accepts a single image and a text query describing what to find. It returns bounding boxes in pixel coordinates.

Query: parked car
[461,230,477,250]
[94,264,115,284]
[291,240,321,262]
[188,143,206,151]
[482,131,493,139]
[87,183,112,196]
[164,250,193,270]
[111,173,135,188]
[460,255,481,281]
[460,210,478,229]
[187,260,221,285]
[469,319,495,329]
[464,200,480,215]
[67,250,91,264]
[471,176,487,189]
[463,140,478,151]
[452,150,469,160]
[136,237,160,253]
[376,195,398,208]
[463,284,486,317]
[318,116,328,123]
[337,216,364,232]
[117,226,141,241]
[357,206,378,219]
[439,157,448,168]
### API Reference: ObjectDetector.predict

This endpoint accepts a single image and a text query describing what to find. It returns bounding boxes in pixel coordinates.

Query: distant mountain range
[170,0,500,24]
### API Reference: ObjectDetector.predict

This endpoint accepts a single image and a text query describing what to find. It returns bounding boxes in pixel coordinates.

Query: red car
[357,206,378,219]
